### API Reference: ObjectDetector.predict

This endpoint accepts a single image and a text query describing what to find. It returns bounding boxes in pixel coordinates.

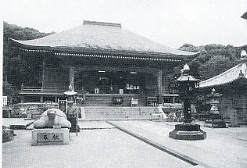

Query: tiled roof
[176,75,199,82]
[199,62,247,88]
[12,20,198,57]
[242,12,247,20]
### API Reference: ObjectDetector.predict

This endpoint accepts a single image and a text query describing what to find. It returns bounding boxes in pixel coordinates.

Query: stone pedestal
[169,124,206,140]
[68,117,80,132]
[32,128,69,146]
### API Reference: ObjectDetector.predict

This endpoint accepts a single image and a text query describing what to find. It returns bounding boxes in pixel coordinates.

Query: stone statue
[33,109,71,129]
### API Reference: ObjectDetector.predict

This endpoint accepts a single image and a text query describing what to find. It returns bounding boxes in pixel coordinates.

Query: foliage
[199,55,235,80]
[166,43,247,91]
[3,21,54,40]
[3,21,54,103]
[177,43,245,80]
[2,81,20,104]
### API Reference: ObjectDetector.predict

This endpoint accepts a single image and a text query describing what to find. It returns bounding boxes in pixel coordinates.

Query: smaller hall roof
[242,12,247,20]
[199,62,247,88]
[12,20,198,58]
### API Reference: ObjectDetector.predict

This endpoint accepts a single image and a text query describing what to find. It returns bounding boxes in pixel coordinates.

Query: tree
[199,55,235,80]
[3,21,54,104]
[2,81,20,104]
[167,43,243,91]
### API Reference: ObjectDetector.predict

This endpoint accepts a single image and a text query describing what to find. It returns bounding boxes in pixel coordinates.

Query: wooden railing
[21,87,42,93]
[20,86,77,94]
[21,86,178,96]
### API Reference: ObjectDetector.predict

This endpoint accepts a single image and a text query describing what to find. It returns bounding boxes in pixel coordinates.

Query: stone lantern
[64,85,80,133]
[169,64,206,140]
[205,88,227,128]
[207,88,222,115]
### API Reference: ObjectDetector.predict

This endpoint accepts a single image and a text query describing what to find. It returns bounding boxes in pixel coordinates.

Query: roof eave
[199,77,247,89]
[12,38,199,60]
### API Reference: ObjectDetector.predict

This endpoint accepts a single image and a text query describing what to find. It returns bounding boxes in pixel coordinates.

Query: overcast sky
[2,0,247,49]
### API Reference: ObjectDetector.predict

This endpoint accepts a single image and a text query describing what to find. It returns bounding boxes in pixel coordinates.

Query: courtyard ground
[2,119,247,168]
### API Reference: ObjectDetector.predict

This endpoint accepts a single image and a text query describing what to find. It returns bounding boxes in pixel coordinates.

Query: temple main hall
[12,20,198,106]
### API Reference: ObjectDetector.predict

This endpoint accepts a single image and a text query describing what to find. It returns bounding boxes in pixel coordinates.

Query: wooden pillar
[40,96,44,103]
[41,58,45,90]
[69,66,75,89]
[21,95,24,103]
[162,68,170,95]
[41,59,45,103]
[157,69,163,104]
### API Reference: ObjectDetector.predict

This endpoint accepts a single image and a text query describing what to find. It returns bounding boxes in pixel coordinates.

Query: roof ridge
[83,20,121,28]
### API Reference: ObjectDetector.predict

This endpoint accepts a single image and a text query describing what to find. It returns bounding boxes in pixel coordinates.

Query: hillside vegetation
[3,22,54,103]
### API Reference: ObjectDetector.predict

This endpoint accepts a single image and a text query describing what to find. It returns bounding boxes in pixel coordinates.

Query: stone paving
[2,119,247,168]
[108,121,247,168]
[2,118,34,126]
[3,121,192,168]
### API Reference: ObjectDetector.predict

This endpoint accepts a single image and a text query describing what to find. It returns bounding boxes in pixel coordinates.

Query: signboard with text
[3,96,7,106]
[37,133,64,143]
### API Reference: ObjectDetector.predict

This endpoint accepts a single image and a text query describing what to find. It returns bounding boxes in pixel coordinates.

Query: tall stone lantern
[169,64,206,140]
[64,85,80,133]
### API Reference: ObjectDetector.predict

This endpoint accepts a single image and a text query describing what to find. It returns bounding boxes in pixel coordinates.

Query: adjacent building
[199,52,247,124]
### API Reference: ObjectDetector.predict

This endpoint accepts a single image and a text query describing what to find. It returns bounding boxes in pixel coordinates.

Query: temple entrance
[74,70,145,95]
[97,76,109,94]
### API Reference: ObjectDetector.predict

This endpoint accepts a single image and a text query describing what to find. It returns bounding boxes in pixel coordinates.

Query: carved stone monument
[31,109,71,146]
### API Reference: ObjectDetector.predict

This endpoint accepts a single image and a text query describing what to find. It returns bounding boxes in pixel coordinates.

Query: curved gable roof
[12,20,198,58]
[199,62,247,88]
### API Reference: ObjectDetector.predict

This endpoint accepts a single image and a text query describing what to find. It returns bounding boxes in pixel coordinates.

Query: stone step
[82,107,156,120]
